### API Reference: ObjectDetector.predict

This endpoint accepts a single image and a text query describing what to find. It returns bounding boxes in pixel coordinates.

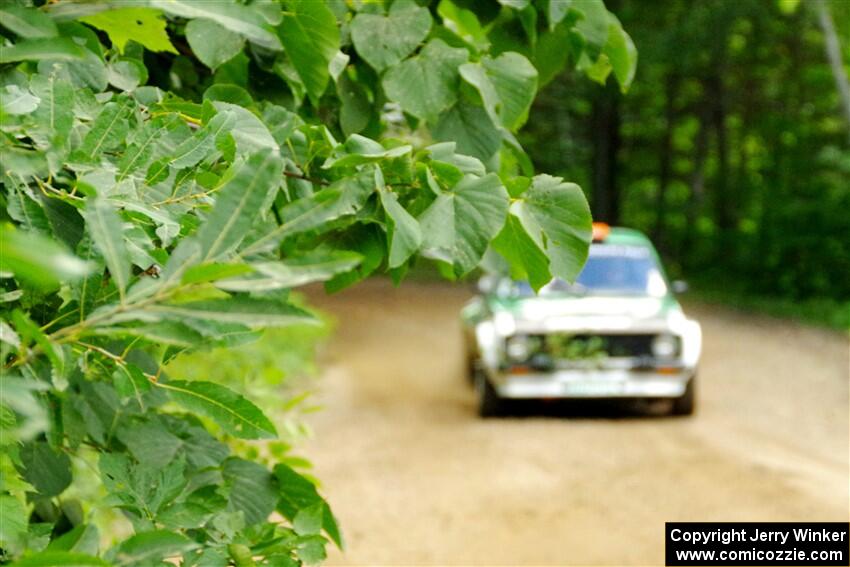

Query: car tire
[475,371,504,417]
[672,374,696,416]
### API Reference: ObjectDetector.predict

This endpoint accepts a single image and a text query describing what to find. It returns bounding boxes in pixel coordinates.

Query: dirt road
[301,279,849,565]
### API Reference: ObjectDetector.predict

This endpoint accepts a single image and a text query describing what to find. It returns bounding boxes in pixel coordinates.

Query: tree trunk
[709,72,733,260]
[590,81,621,224]
[652,73,678,250]
[814,0,850,143]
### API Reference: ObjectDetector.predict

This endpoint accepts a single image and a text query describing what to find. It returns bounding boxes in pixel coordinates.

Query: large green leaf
[185,18,244,70]
[0,5,57,38]
[216,251,362,291]
[196,150,283,262]
[0,226,92,290]
[510,174,592,283]
[0,38,84,63]
[382,39,469,124]
[433,102,501,162]
[78,8,177,54]
[150,0,282,50]
[277,0,339,105]
[459,52,538,131]
[84,198,131,300]
[350,0,432,72]
[160,380,277,439]
[418,173,509,276]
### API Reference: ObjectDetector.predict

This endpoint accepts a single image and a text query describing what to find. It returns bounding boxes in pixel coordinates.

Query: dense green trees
[0,0,635,564]
[522,0,850,320]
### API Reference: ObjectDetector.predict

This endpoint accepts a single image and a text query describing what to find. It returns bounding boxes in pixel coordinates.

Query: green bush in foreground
[0,1,633,564]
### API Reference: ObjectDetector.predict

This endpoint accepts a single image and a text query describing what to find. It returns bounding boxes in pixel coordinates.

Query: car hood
[490,295,681,329]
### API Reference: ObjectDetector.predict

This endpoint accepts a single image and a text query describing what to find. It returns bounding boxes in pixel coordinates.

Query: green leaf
[108,530,197,566]
[499,0,530,8]
[293,503,324,536]
[0,84,39,115]
[0,494,27,550]
[77,98,134,162]
[603,16,637,92]
[107,58,148,91]
[169,110,237,169]
[84,198,131,300]
[185,18,244,70]
[511,174,592,282]
[0,5,57,38]
[13,552,109,567]
[379,186,422,269]
[222,458,277,525]
[573,0,609,57]
[544,0,573,30]
[492,213,551,291]
[18,441,72,497]
[196,150,283,262]
[433,102,501,161]
[323,135,412,168]
[144,297,316,328]
[459,52,538,131]
[0,226,92,290]
[382,39,469,124]
[150,0,282,50]
[79,8,177,54]
[419,173,509,276]
[242,168,376,255]
[350,0,432,72]
[211,102,279,154]
[336,70,372,136]
[182,263,254,285]
[29,69,75,150]
[277,0,339,105]
[46,524,100,555]
[217,251,362,292]
[116,419,182,469]
[0,38,84,63]
[160,380,277,439]
[274,463,342,548]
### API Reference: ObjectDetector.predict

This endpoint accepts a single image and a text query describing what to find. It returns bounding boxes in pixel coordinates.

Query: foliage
[521,0,850,314]
[0,0,634,564]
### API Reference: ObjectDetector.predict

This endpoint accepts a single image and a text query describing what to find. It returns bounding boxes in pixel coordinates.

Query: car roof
[597,226,654,247]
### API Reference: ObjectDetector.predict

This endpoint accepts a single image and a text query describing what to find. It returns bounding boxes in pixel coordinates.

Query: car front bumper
[491,368,694,399]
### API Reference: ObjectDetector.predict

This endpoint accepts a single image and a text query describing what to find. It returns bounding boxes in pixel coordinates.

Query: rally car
[461,224,702,417]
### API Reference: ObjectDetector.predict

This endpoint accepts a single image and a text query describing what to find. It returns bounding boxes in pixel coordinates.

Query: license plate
[562,381,624,395]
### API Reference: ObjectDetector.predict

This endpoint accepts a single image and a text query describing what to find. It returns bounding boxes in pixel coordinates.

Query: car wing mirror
[671,280,689,294]
[477,274,497,294]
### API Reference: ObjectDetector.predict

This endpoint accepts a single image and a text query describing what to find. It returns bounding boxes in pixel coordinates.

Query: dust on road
[301,279,849,566]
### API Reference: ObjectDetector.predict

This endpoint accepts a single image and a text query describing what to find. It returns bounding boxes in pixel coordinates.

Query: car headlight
[505,335,532,361]
[651,333,679,358]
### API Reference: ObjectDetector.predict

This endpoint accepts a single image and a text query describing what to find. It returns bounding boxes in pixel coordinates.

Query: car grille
[535,333,656,359]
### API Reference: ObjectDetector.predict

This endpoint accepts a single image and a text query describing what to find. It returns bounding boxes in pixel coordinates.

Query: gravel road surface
[302,279,849,565]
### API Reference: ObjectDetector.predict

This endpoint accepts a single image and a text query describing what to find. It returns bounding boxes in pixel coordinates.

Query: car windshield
[511,244,668,297]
